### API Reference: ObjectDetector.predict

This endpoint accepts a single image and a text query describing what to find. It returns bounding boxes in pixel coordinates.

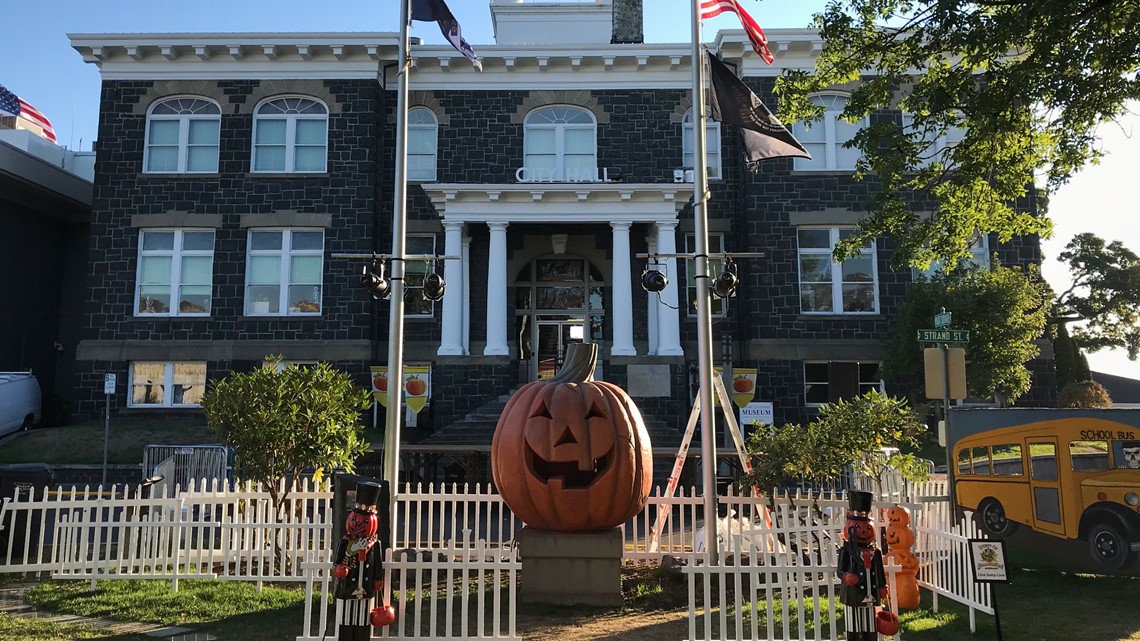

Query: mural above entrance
[537,258,583,282]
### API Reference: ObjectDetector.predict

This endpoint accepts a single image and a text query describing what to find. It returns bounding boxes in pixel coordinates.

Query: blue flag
[411,0,482,71]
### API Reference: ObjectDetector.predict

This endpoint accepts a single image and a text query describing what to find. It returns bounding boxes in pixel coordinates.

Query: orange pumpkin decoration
[885,524,915,550]
[491,343,653,532]
[886,504,911,528]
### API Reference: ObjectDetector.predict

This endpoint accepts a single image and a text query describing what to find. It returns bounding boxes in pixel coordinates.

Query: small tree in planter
[744,390,931,498]
[201,357,372,519]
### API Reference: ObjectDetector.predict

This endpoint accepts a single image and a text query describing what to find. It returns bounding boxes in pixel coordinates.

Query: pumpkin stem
[551,343,598,383]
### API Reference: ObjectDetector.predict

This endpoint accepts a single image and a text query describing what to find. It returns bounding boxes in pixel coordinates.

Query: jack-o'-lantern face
[523,385,616,490]
[848,518,875,546]
[346,507,378,538]
[885,524,915,549]
[887,505,911,527]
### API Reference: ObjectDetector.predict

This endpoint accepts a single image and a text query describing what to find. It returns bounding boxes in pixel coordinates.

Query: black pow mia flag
[706,52,811,163]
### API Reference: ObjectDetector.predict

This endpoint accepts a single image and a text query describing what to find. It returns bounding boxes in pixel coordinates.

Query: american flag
[0,83,57,143]
[699,0,775,65]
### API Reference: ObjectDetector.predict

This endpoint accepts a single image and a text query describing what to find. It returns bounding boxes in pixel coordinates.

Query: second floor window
[144,97,221,173]
[523,106,597,182]
[915,234,991,280]
[682,109,722,179]
[408,108,438,182]
[792,94,865,172]
[135,229,214,316]
[252,97,328,173]
[902,113,966,169]
[798,227,879,314]
[245,229,324,316]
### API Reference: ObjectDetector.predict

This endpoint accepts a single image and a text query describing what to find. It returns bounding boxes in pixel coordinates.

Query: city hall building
[66,0,1051,461]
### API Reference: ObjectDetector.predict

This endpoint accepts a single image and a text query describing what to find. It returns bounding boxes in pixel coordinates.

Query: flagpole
[383,0,412,550]
[690,0,718,565]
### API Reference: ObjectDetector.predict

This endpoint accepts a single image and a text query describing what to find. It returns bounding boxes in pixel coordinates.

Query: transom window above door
[252,97,329,173]
[144,97,221,173]
[522,106,598,182]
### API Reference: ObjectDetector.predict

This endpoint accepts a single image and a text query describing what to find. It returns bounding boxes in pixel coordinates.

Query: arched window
[522,106,597,182]
[144,97,221,173]
[252,96,328,173]
[408,108,438,182]
[682,109,722,179]
[792,94,866,171]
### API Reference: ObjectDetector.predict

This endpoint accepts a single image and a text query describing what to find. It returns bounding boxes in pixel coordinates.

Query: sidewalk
[0,583,214,640]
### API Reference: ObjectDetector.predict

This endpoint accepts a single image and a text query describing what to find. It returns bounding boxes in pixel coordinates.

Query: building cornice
[68,30,824,84]
[422,183,694,224]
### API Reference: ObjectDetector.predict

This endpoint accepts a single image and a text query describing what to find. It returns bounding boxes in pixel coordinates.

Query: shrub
[1056,380,1113,408]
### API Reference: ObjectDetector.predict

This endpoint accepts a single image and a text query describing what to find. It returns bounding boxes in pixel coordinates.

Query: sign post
[968,538,1009,641]
[918,309,969,510]
[102,373,116,487]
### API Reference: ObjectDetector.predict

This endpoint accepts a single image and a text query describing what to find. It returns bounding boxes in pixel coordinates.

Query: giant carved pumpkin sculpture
[491,343,653,532]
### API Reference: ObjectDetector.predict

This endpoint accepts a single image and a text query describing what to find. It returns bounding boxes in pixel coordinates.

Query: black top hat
[354,481,383,509]
[848,490,873,515]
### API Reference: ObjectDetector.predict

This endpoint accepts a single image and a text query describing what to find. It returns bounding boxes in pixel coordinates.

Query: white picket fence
[913,509,993,631]
[296,535,520,641]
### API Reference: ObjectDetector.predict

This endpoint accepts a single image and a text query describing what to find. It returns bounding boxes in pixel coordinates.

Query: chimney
[611,0,644,44]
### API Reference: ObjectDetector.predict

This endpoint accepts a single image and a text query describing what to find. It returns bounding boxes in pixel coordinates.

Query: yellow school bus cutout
[953,415,1140,571]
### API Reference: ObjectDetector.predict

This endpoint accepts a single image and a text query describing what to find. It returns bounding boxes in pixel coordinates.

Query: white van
[0,372,42,436]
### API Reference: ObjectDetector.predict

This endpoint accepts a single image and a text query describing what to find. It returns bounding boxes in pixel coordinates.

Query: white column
[646,231,659,356]
[462,234,471,354]
[484,221,510,356]
[610,221,636,356]
[438,221,466,355]
[655,220,684,356]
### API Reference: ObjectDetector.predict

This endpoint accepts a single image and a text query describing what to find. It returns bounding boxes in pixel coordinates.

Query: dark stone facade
[75,71,1052,441]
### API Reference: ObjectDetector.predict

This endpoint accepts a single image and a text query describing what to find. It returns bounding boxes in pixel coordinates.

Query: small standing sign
[102,373,116,486]
[103,373,116,395]
[968,538,1008,641]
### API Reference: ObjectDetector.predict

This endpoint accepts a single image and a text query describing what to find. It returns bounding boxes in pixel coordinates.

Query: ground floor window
[128,362,207,407]
[803,361,882,406]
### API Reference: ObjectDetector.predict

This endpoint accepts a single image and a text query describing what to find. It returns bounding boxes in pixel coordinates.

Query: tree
[201,358,373,517]
[744,391,929,495]
[881,264,1050,405]
[776,1,1140,268]
[1057,380,1113,408]
[1052,322,1091,391]
[1053,232,1140,359]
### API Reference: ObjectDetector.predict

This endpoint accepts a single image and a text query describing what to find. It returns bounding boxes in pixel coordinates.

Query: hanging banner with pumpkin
[491,343,653,532]
[729,368,757,408]
[369,364,431,413]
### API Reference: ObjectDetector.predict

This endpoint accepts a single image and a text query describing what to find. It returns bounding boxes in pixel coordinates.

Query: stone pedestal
[517,526,623,607]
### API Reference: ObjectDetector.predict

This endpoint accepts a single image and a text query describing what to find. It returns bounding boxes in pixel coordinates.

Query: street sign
[917,328,970,343]
[934,310,952,329]
[103,373,117,395]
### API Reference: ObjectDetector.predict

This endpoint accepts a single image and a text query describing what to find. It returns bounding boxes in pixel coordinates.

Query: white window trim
[803,361,885,408]
[134,229,214,318]
[682,109,722,180]
[244,228,325,317]
[522,106,598,182]
[404,234,438,318]
[792,93,867,172]
[901,113,966,169]
[251,96,329,174]
[408,107,438,183]
[127,362,207,408]
[915,234,991,279]
[797,227,880,315]
[685,233,727,318]
[143,96,221,174]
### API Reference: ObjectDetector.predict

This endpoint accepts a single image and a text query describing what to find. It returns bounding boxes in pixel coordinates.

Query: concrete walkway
[0,583,212,640]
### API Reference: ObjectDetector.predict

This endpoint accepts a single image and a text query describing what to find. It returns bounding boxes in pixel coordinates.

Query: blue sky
[2,0,1136,379]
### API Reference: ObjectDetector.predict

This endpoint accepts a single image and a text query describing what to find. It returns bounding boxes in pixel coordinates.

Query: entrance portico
[423,183,692,365]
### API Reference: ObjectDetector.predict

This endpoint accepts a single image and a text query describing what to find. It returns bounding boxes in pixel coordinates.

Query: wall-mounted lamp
[711,256,738,299]
[360,261,391,300]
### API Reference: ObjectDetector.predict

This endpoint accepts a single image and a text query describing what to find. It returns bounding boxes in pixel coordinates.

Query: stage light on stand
[641,260,668,293]
[711,256,738,299]
[360,261,391,300]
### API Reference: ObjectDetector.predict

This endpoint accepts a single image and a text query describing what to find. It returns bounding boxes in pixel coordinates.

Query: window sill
[788,170,858,176]
[245,172,330,179]
[138,173,221,179]
[239,315,323,321]
[130,315,212,320]
[798,312,882,318]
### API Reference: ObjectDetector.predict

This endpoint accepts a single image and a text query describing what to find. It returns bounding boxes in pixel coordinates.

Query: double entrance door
[534,318,585,379]
[515,254,604,381]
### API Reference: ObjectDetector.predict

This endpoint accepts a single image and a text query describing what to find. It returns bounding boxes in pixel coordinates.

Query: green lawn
[0,416,218,465]
[2,566,1138,641]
